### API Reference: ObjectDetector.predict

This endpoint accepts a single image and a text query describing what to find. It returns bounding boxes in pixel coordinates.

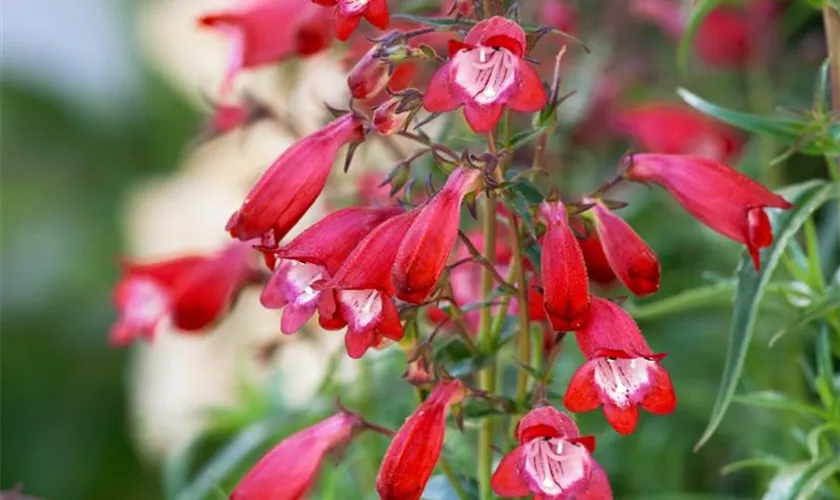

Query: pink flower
[625,153,793,269]
[347,44,392,100]
[491,406,613,499]
[423,17,548,133]
[227,113,366,247]
[311,0,389,41]
[564,296,676,435]
[541,0,579,34]
[199,0,332,96]
[319,210,420,358]
[393,167,481,304]
[377,379,466,500]
[260,206,403,333]
[110,243,254,345]
[540,201,590,331]
[587,200,660,297]
[616,103,744,162]
[231,411,361,500]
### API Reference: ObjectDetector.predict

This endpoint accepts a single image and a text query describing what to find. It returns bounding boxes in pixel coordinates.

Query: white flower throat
[453,46,517,105]
[593,357,653,407]
[524,437,588,496]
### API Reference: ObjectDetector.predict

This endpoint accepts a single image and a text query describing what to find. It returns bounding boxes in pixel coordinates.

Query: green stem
[746,55,779,187]
[508,215,531,409]
[476,195,497,500]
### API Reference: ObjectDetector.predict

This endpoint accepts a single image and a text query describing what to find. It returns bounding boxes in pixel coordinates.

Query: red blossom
[372,97,412,136]
[491,406,613,499]
[312,0,390,41]
[423,17,548,133]
[695,7,752,69]
[318,210,420,358]
[393,167,481,304]
[625,153,792,270]
[231,411,361,500]
[226,113,366,247]
[377,379,466,500]
[539,201,590,331]
[587,201,660,297]
[111,243,254,345]
[616,103,744,162]
[564,296,676,435]
[571,219,617,285]
[347,44,392,100]
[199,0,332,96]
[260,206,403,333]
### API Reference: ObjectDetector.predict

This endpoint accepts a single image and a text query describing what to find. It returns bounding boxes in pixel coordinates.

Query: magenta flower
[491,406,613,499]
[564,295,676,435]
[311,0,389,41]
[423,16,547,133]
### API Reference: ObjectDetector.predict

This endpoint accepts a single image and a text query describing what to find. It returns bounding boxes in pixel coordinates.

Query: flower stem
[476,193,497,500]
[507,214,531,409]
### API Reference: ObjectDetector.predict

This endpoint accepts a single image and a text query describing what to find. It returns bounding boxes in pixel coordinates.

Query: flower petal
[563,360,601,412]
[363,0,389,29]
[490,445,531,497]
[464,16,526,56]
[577,462,614,500]
[641,362,677,414]
[423,62,461,112]
[506,62,547,112]
[334,10,361,41]
[603,402,639,435]
[463,103,504,133]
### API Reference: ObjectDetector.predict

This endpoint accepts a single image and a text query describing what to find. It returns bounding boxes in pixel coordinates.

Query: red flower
[423,17,547,133]
[110,243,254,345]
[199,0,332,96]
[231,410,361,500]
[393,167,481,304]
[319,210,420,358]
[261,206,403,333]
[377,379,466,500]
[491,406,612,499]
[372,97,411,136]
[587,200,660,296]
[564,296,676,435]
[311,0,389,41]
[540,201,590,331]
[227,113,366,247]
[442,0,473,17]
[347,44,392,100]
[541,0,579,34]
[616,103,744,162]
[695,7,752,69]
[571,219,617,285]
[192,95,275,147]
[625,153,793,269]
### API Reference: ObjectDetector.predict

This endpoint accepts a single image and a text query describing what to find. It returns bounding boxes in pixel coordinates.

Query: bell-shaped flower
[625,153,792,270]
[587,200,660,297]
[227,113,366,247]
[564,296,676,435]
[491,406,612,499]
[110,243,254,345]
[319,210,420,358]
[423,16,547,133]
[616,103,744,162]
[393,167,480,304]
[261,206,403,334]
[199,0,332,96]
[377,379,466,500]
[231,410,362,500]
[540,201,590,331]
[311,0,389,41]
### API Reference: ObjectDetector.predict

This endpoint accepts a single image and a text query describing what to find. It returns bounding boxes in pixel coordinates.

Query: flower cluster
[111,2,794,499]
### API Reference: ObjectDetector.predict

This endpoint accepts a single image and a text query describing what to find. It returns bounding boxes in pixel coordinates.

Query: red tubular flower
[393,167,481,304]
[227,113,366,246]
[311,0,389,41]
[347,44,392,100]
[231,410,361,500]
[377,379,466,500]
[199,0,332,96]
[626,153,793,270]
[571,219,617,285]
[491,406,613,499]
[564,296,676,435]
[319,210,420,358]
[587,200,660,297]
[372,97,411,136]
[616,103,744,162]
[110,243,254,345]
[423,17,548,133]
[540,201,590,331]
[695,7,751,69]
[260,206,403,334]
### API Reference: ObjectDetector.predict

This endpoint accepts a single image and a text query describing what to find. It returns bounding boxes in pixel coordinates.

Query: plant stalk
[476,195,497,500]
[508,214,531,409]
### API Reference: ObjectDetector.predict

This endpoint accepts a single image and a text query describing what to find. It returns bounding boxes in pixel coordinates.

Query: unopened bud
[347,44,391,100]
[373,98,412,136]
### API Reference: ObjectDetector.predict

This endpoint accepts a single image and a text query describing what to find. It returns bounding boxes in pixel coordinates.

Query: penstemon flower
[564,295,676,435]
[311,0,390,41]
[491,406,613,499]
[423,17,548,133]
[625,153,793,269]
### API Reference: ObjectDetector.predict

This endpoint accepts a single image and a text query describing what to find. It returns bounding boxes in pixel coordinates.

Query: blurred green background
[1,0,836,499]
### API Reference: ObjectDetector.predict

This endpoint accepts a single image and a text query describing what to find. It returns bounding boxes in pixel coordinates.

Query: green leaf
[677,0,724,70]
[733,391,828,419]
[391,13,471,28]
[769,287,840,346]
[176,420,276,500]
[678,88,805,140]
[790,457,840,500]
[505,190,537,238]
[806,421,840,458]
[814,323,836,410]
[695,180,836,451]
[721,456,787,476]
[507,128,544,151]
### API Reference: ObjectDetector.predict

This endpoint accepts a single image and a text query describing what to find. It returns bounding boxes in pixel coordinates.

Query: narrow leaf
[769,287,840,346]
[695,180,835,451]
[732,391,828,419]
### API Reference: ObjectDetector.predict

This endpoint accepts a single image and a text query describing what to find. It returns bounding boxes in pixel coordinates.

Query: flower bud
[373,97,412,136]
[347,44,391,100]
